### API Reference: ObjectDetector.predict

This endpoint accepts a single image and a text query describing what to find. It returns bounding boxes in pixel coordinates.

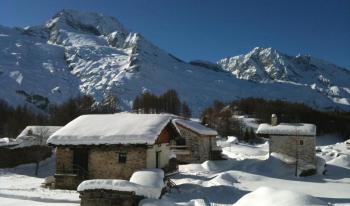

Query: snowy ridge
[218,47,350,107]
[0,10,349,114]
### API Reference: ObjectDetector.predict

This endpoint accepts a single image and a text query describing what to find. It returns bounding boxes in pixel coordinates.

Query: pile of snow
[270,152,296,164]
[328,154,350,168]
[0,137,10,144]
[256,123,316,136]
[173,119,218,136]
[129,169,164,189]
[77,169,164,199]
[47,113,173,145]
[227,136,239,144]
[233,187,328,206]
[217,136,239,148]
[218,139,269,160]
[0,137,18,147]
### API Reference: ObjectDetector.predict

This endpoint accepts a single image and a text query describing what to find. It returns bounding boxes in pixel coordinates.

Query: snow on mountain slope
[0,10,349,114]
[218,47,350,107]
[0,24,80,109]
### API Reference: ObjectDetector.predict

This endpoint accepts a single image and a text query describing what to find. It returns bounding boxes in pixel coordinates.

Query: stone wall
[55,146,148,189]
[80,189,143,206]
[175,124,216,163]
[89,146,147,180]
[270,135,316,166]
[55,147,77,189]
[56,147,73,172]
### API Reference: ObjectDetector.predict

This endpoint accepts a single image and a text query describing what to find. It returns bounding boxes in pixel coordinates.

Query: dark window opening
[299,140,304,145]
[73,148,89,179]
[118,152,127,163]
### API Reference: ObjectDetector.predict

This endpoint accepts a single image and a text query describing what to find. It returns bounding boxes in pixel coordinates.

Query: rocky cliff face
[218,47,350,106]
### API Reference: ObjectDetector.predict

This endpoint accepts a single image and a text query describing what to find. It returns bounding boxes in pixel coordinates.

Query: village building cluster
[0,111,320,205]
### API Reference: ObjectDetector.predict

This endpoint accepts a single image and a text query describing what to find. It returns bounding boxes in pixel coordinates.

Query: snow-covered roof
[18,126,62,138]
[77,169,164,199]
[173,119,217,136]
[0,137,19,148]
[256,123,316,136]
[47,113,173,146]
[15,126,62,148]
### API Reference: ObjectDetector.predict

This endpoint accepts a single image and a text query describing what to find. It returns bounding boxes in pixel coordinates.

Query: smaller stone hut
[171,119,219,163]
[256,115,317,175]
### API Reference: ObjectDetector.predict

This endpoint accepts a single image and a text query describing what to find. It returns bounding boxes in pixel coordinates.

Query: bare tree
[32,127,50,176]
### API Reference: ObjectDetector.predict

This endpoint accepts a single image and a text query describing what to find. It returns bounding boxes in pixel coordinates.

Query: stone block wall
[89,146,147,180]
[80,189,143,206]
[56,147,73,172]
[55,147,78,189]
[270,135,316,166]
[175,124,216,163]
[55,174,78,190]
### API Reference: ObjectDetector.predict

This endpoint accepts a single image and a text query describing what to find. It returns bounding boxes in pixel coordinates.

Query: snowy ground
[0,156,79,205]
[0,135,349,205]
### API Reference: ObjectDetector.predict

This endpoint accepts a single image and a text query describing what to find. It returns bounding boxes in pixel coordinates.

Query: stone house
[171,119,219,163]
[256,114,317,175]
[47,113,218,189]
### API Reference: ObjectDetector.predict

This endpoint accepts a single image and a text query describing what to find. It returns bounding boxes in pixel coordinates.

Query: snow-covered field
[0,135,349,206]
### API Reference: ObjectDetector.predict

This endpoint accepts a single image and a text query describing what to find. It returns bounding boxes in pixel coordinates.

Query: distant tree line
[0,95,120,138]
[201,98,350,140]
[132,89,191,118]
[0,89,192,138]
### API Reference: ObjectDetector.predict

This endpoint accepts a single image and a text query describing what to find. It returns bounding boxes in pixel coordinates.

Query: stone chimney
[271,114,278,126]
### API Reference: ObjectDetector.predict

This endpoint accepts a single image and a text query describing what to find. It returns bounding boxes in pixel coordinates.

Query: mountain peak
[46,9,128,36]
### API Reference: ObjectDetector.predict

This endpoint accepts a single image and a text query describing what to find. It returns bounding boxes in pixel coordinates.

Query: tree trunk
[35,161,39,176]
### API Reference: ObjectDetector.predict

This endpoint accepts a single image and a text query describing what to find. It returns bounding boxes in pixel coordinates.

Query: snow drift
[233,187,329,206]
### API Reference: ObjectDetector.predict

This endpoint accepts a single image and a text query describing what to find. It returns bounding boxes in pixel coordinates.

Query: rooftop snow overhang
[256,123,316,136]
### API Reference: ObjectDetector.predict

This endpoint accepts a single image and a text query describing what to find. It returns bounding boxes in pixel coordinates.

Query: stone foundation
[79,189,143,206]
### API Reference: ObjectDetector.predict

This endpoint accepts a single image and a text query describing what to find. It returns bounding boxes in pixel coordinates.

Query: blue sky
[1,0,349,68]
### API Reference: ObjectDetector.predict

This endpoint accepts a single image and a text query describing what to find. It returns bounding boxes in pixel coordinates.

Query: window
[118,152,127,163]
[299,140,304,145]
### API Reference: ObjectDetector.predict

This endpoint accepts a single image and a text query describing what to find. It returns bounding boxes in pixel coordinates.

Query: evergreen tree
[181,102,192,119]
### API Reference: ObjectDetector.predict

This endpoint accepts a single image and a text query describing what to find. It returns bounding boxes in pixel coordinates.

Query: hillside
[0,9,349,115]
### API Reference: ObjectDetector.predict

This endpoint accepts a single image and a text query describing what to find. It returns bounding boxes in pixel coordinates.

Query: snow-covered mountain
[0,9,349,115]
[218,47,350,107]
